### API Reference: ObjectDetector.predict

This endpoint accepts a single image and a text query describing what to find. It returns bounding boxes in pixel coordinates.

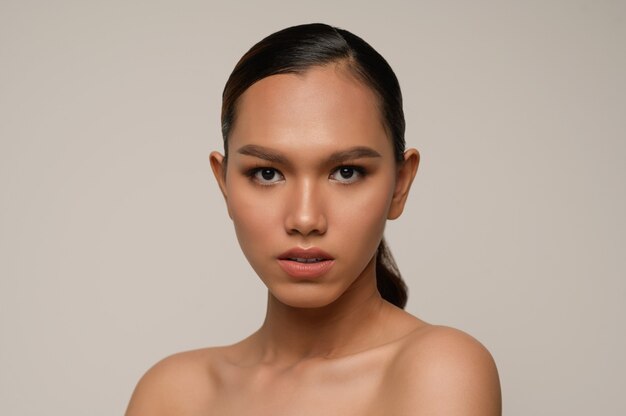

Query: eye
[329,166,364,184]
[250,167,284,185]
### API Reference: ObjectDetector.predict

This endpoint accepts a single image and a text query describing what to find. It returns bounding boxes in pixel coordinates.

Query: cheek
[329,176,395,252]
[229,192,277,245]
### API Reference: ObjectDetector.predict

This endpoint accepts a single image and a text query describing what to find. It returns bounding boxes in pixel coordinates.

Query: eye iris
[340,167,354,179]
[261,169,275,181]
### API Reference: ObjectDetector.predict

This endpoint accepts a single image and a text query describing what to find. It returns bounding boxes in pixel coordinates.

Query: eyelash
[329,166,366,184]
[245,165,367,186]
[246,166,284,186]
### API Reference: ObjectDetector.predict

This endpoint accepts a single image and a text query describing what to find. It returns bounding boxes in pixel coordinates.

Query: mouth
[277,247,335,278]
[285,257,328,263]
[278,247,334,261]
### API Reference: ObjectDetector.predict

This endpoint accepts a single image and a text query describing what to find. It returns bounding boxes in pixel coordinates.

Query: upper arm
[126,360,170,416]
[125,351,215,416]
[389,326,502,415]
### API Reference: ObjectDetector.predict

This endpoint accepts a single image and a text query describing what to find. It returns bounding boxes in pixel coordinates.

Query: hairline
[222,58,394,163]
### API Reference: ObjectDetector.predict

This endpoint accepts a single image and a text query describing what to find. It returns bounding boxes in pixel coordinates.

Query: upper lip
[278,247,334,260]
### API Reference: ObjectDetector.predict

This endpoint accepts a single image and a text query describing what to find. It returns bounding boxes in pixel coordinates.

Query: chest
[209,356,393,416]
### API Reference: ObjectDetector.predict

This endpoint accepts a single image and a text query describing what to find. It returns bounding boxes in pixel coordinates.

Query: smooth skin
[125,64,501,415]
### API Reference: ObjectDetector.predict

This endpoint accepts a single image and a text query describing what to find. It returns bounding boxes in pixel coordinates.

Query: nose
[284,179,327,237]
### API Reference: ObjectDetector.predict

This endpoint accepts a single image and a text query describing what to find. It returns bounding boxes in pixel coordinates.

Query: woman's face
[211,64,418,308]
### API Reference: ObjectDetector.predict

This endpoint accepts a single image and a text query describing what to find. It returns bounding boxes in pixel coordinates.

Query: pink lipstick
[277,247,335,279]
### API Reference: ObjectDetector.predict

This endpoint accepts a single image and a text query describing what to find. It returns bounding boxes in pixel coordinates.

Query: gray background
[1,0,624,414]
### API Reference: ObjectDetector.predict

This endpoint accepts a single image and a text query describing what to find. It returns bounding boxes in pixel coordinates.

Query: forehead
[228,64,391,156]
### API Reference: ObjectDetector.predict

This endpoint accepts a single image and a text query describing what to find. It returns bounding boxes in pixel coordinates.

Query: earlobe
[388,148,420,220]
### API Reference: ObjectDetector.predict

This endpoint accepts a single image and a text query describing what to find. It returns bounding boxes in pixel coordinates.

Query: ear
[388,148,420,220]
[209,151,231,217]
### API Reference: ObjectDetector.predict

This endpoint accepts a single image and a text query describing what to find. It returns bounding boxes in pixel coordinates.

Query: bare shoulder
[387,325,502,415]
[124,347,222,416]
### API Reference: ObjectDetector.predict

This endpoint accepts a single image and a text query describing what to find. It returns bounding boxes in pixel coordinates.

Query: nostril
[283,183,327,236]
[285,212,327,236]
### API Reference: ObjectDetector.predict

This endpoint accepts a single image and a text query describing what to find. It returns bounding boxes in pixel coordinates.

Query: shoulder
[386,325,502,415]
[124,347,222,416]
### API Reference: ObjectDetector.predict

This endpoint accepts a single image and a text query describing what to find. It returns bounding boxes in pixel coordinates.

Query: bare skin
[125,64,501,415]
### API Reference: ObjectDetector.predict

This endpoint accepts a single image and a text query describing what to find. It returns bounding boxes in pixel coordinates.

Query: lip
[277,247,335,279]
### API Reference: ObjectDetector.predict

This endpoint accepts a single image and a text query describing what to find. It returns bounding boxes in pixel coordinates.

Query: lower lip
[277,259,335,279]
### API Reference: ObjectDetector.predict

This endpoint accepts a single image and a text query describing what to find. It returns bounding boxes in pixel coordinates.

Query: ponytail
[375,238,408,309]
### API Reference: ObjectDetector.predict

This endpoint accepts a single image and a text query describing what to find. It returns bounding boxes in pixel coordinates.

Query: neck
[254,259,391,363]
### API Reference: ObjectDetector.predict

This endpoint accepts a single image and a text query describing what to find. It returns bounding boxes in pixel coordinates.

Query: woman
[126,23,501,415]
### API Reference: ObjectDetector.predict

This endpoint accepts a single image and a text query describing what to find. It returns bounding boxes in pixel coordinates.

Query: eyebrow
[237,144,289,165]
[236,144,382,166]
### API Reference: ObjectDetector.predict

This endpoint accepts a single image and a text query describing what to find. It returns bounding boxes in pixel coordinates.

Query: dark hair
[221,23,408,308]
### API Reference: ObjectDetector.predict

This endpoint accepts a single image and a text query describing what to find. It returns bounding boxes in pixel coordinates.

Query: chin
[269,283,347,309]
